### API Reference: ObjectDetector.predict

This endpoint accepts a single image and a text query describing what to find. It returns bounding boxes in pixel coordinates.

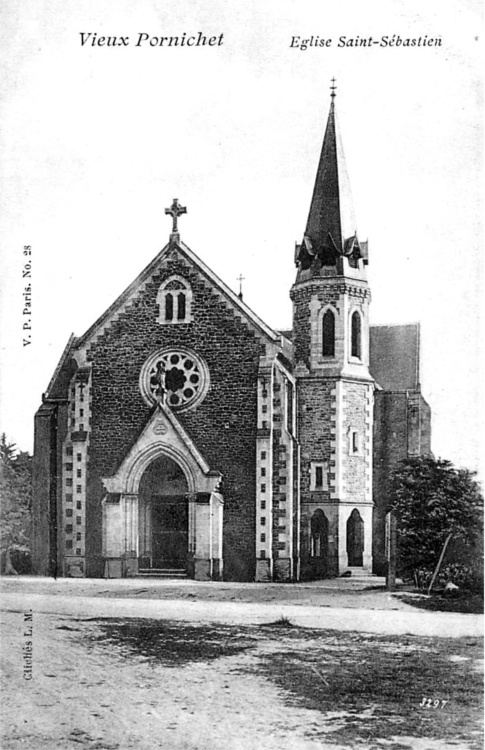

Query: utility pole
[386,510,397,591]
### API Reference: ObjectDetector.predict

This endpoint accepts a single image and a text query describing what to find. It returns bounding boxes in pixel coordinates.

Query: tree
[0,434,32,574]
[389,456,483,587]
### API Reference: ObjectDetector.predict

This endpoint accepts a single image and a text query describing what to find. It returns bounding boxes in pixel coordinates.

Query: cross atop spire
[330,77,337,99]
[165,198,187,234]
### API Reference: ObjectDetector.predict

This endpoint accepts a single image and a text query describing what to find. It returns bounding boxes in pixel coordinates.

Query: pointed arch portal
[347,508,364,566]
[139,455,189,570]
[311,509,328,558]
[101,406,223,580]
[307,509,329,579]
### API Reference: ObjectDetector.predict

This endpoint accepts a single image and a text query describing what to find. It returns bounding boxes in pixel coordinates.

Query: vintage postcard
[0,1,483,748]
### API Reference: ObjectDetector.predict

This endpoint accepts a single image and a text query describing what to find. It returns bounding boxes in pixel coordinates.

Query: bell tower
[291,83,374,578]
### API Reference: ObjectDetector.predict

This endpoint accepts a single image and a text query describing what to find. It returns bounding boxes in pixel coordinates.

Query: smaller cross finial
[330,77,337,99]
[237,273,245,300]
[165,198,187,233]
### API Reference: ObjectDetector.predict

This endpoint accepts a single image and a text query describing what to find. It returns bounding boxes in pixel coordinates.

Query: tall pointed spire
[296,82,366,273]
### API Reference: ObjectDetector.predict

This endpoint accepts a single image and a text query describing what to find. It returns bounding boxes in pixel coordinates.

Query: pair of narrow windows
[158,277,192,324]
[321,310,361,359]
[165,292,186,322]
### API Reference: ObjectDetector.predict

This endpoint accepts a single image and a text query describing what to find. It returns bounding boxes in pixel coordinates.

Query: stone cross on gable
[237,273,245,299]
[165,199,187,233]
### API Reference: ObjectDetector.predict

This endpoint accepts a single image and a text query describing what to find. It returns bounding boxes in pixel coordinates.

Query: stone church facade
[32,93,431,581]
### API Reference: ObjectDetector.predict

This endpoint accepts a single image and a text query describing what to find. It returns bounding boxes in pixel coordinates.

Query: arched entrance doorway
[139,455,189,570]
[309,509,329,579]
[346,508,364,567]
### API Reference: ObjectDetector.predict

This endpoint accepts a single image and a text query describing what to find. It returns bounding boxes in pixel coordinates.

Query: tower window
[351,311,362,359]
[349,429,362,456]
[322,309,335,357]
[352,431,359,454]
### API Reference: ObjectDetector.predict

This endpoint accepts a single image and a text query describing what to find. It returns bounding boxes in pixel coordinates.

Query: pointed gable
[75,237,279,359]
[102,403,221,494]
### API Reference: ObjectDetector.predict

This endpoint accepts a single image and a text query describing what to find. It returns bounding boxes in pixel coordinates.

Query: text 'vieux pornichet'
[79,32,224,47]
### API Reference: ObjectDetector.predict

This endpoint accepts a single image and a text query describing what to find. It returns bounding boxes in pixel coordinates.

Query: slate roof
[369,324,421,391]
[303,99,362,260]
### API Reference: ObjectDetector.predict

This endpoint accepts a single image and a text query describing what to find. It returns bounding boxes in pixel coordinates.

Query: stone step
[138,569,188,579]
[339,568,378,580]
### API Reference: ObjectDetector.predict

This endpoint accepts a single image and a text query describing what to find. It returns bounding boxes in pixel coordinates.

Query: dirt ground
[1,578,483,750]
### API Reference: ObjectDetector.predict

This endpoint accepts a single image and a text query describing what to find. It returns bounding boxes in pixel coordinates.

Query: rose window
[140,348,209,411]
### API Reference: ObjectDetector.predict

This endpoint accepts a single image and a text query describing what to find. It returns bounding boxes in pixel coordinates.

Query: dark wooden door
[152,496,188,568]
[310,509,329,579]
[347,509,364,567]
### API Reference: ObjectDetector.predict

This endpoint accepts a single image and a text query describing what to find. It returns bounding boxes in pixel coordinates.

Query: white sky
[0,0,483,478]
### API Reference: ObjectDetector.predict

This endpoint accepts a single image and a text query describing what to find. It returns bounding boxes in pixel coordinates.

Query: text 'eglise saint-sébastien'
[290,35,442,50]
[80,32,224,47]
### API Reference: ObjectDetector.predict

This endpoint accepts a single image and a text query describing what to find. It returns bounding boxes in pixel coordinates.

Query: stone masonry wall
[372,391,408,573]
[342,380,371,503]
[291,283,341,369]
[83,251,266,580]
[372,389,432,573]
[297,378,335,500]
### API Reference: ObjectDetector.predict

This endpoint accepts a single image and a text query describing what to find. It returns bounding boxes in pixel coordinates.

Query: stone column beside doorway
[193,492,223,581]
[121,493,139,577]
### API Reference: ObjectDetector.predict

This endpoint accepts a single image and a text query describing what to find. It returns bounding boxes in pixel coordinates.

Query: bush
[410,563,482,593]
[390,457,483,586]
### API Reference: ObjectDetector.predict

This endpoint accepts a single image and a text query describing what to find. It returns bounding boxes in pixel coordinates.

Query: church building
[32,90,431,582]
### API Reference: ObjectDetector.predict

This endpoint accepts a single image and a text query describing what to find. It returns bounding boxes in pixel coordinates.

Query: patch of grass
[399,593,484,614]
[90,618,257,666]
[84,619,483,747]
[250,631,483,747]
[260,616,295,629]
